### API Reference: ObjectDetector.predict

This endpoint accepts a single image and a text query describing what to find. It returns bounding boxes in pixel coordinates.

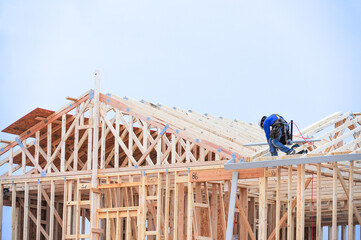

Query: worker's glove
[286,139,293,145]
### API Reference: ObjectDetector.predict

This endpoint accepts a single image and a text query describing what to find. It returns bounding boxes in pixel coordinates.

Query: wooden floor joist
[0,73,360,239]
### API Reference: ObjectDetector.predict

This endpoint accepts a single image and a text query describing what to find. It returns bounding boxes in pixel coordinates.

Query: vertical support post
[249,197,256,237]
[187,172,193,240]
[61,115,66,172]
[200,147,205,162]
[49,180,55,240]
[156,172,162,239]
[23,182,29,240]
[47,123,52,173]
[186,140,190,163]
[140,172,146,240]
[296,164,305,240]
[276,166,281,240]
[164,171,171,240]
[288,166,293,240]
[74,106,79,171]
[348,161,354,240]
[11,182,16,240]
[258,172,268,240]
[316,163,322,240]
[0,184,3,240]
[90,70,100,240]
[114,110,120,168]
[22,141,26,174]
[87,107,93,170]
[156,128,162,165]
[9,148,13,176]
[36,181,41,240]
[226,171,239,240]
[129,115,134,165]
[211,184,218,239]
[173,172,179,240]
[332,163,337,240]
[178,183,185,239]
[142,122,148,167]
[171,135,176,164]
[238,187,248,240]
[35,130,40,165]
[62,180,67,240]
[100,114,106,169]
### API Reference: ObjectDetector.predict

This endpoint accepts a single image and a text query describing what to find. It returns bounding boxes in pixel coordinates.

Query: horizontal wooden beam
[190,168,264,182]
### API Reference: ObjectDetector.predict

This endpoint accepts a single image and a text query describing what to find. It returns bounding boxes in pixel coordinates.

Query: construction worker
[259,114,295,156]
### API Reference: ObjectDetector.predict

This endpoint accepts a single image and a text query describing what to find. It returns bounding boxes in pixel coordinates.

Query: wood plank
[178,183,185,239]
[23,182,29,240]
[164,171,171,240]
[187,175,193,240]
[259,175,268,240]
[190,168,264,182]
[49,181,55,240]
[156,173,162,239]
[287,166,293,240]
[316,163,322,240]
[11,183,16,240]
[90,70,100,240]
[36,182,42,240]
[296,165,305,240]
[238,187,249,240]
[332,163,337,240]
[348,161,354,240]
[276,167,281,240]
[0,184,2,240]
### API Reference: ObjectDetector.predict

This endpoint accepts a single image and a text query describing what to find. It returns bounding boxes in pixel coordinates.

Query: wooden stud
[115,110,120,168]
[211,184,218,239]
[296,164,305,240]
[187,174,193,240]
[87,106,93,170]
[36,181,42,240]
[23,182,29,240]
[9,148,13,176]
[0,184,2,240]
[61,114,66,172]
[164,171,171,240]
[47,123,52,173]
[332,163,337,240]
[348,161,353,240]
[173,172,179,240]
[259,174,268,240]
[49,180,55,240]
[90,70,100,240]
[74,107,80,171]
[22,141,26,174]
[178,183,185,239]
[11,182,16,240]
[35,130,40,165]
[316,163,322,240]
[156,173,162,239]
[276,166,281,240]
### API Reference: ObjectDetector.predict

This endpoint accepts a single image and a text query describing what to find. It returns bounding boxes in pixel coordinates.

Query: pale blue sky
[0,0,360,238]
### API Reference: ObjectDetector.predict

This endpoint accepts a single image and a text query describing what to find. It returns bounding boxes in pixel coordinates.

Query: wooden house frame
[0,71,360,240]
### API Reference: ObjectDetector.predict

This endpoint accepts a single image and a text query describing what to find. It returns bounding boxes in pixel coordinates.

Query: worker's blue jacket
[262,114,286,140]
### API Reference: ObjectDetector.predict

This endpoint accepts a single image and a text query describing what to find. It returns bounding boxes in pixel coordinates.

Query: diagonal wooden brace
[137,124,169,166]
[334,165,361,225]
[15,138,43,172]
[100,109,138,165]
[268,178,312,240]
